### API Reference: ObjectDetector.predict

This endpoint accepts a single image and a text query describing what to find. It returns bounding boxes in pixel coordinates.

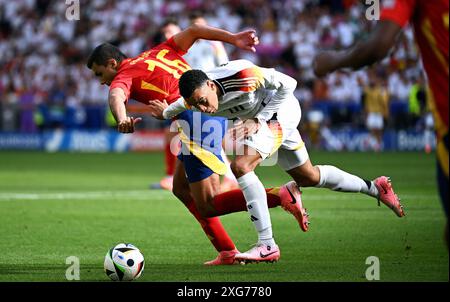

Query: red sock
[186,200,236,252]
[165,142,176,176]
[212,188,281,216]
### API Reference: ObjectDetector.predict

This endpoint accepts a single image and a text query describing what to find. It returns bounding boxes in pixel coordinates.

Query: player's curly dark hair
[179,70,210,99]
[86,43,128,69]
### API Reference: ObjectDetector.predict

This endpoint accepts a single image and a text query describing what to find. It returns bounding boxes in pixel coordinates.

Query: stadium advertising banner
[128,131,165,152]
[43,130,129,152]
[325,130,436,151]
[0,133,43,150]
[0,131,163,152]
[0,130,433,152]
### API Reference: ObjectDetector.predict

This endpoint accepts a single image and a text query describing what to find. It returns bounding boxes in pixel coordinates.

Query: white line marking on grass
[0,190,169,201]
[0,191,434,202]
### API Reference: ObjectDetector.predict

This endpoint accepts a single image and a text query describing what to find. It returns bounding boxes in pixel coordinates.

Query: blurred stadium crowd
[0,0,431,138]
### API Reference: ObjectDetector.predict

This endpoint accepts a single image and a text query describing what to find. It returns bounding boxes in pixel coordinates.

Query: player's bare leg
[189,173,222,218]
[171,159,193,208]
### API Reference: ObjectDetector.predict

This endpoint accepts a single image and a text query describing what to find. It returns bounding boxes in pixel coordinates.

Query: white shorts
[366,113,384,130]
[244,95,309,171]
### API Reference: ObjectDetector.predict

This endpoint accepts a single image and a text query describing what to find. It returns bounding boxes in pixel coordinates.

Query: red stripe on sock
[212,188,281,215]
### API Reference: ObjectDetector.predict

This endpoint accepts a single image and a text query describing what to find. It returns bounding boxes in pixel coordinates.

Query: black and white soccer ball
[104,243,145,281]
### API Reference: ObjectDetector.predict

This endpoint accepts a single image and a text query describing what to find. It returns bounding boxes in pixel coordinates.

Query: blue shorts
[437,132,449,217]
[178,153,224,183]
[175,110,228,183]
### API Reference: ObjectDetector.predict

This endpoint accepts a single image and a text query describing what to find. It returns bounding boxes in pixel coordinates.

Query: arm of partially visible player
[109,87,142,133]
[313,20,403,77]
[173,23,259,53]
[254,68,298,122]
[148,97,190,120]
[212,41,229,66]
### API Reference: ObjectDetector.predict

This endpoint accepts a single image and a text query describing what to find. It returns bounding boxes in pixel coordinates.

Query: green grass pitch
[0,151,447,282]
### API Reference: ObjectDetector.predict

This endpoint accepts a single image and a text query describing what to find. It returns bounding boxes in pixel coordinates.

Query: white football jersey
[162,60,298,122]
[205,60,298,121]
[183,40,228,71]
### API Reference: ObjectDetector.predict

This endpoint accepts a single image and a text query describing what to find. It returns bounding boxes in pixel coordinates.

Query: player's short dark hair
[161,17,179,28]
[86,43,128,69]
[179,70,210,99]
[189,11,205,21]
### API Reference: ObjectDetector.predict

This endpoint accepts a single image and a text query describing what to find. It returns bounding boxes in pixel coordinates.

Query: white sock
[237,171,275,246]
[316,165,379,198]
[221,149,237,181]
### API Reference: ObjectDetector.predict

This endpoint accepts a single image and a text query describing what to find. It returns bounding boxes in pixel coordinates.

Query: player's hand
[117,116,142,133]
[313,51,339,78]
[229,118,261,141]
[234,30,259,52]
[147,99,168,120]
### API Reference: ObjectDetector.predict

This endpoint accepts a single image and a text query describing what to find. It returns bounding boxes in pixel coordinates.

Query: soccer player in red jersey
[149,18,239,192]
[87,24,304,265]
[313,0,449,248]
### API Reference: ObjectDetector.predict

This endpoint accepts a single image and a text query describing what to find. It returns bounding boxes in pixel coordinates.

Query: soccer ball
[104,243,145,281]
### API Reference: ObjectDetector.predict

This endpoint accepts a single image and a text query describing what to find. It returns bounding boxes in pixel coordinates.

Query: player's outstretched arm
[109,88,142,133]
[173,24,259,53]
[313,20,402,77]
[148,98,188,120]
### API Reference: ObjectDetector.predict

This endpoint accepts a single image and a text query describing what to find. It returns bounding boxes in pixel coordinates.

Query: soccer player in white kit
[183,12,239,193]
[149,59,405,263]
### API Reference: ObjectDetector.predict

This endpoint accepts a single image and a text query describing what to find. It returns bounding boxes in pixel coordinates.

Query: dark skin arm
[313,20,403,77]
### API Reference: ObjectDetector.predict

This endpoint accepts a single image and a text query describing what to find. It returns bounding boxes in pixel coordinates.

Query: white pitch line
[0,191,435,202]
[0,190,169,201]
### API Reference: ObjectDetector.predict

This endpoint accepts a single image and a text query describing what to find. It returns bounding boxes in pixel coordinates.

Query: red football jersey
[381,0,449,128]
[110,37,191,105]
